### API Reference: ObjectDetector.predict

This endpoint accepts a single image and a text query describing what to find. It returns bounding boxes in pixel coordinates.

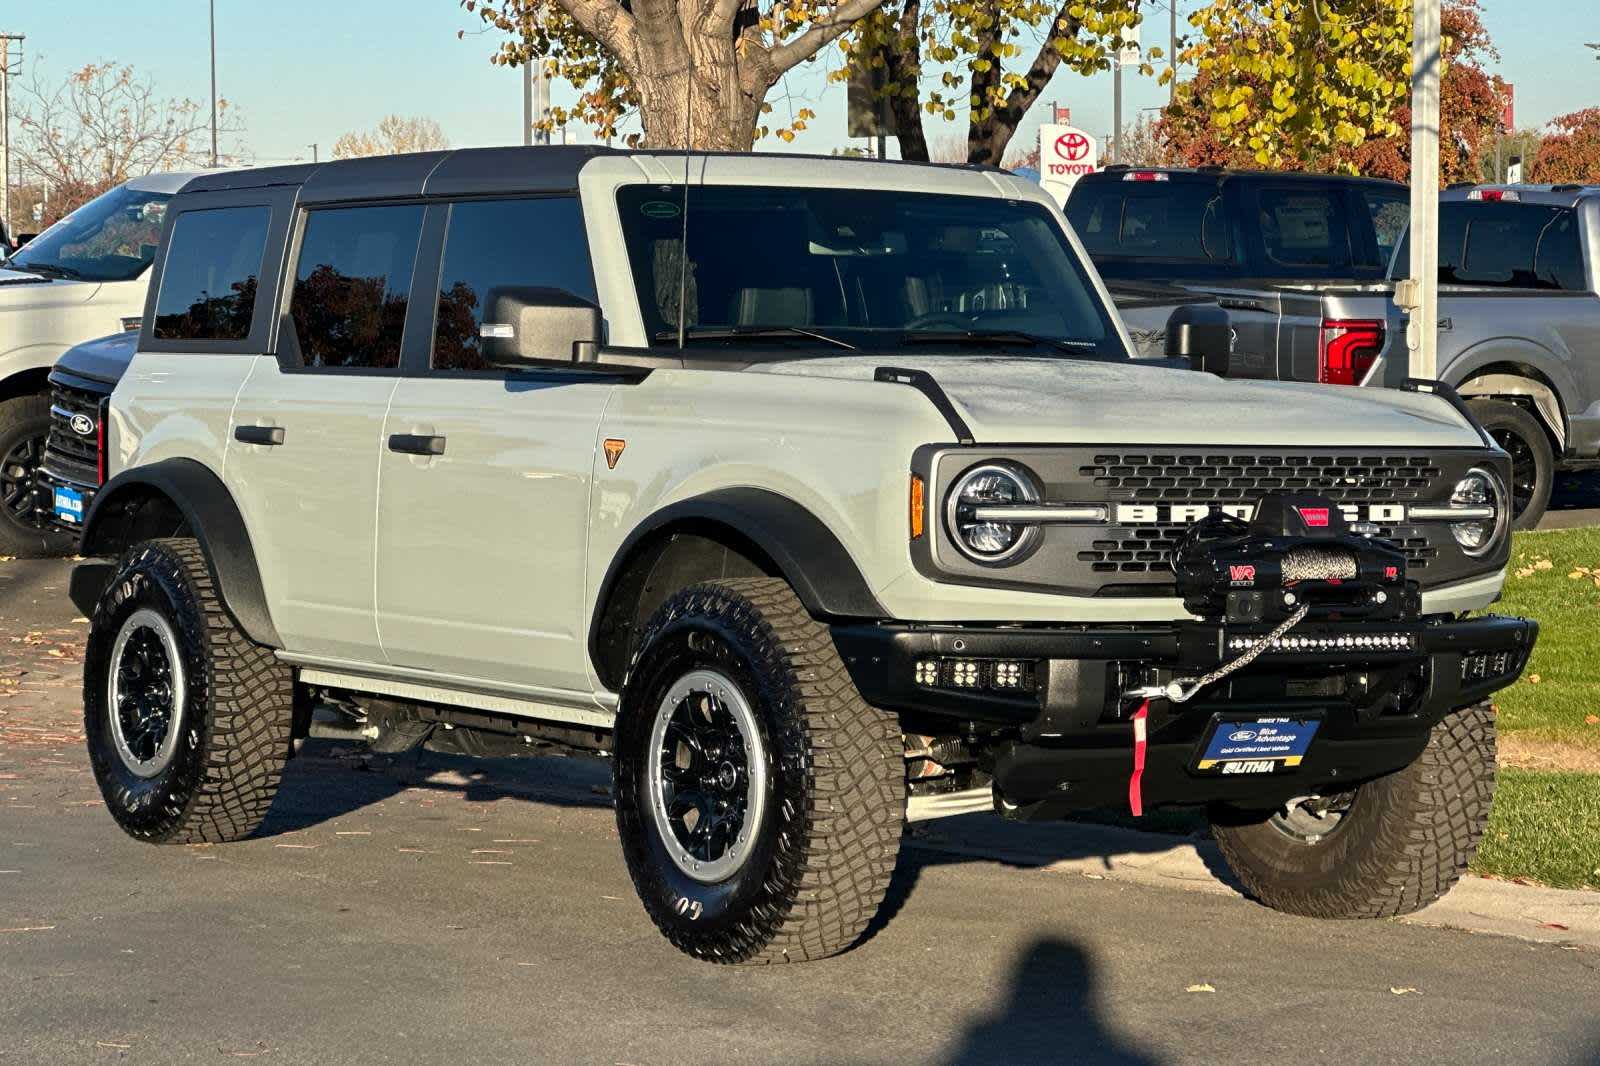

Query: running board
[294,667,616,730]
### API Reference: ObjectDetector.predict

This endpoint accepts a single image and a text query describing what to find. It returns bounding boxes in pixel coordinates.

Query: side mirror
[481,286,602,365]
[1164,303,1234,374]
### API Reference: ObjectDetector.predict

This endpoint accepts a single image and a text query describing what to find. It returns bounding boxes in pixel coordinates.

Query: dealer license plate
[53,486,85,525]
[1194,716,1321,776]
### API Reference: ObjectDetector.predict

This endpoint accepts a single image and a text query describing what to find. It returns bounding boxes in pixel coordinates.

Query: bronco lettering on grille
[1112,503,1406,525]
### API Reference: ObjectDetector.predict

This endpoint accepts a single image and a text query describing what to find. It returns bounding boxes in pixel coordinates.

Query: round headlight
[945,463,1041,563]
[1450,466,1507,557]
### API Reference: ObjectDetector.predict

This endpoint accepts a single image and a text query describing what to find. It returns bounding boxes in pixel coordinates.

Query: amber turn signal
[910,474,926,539]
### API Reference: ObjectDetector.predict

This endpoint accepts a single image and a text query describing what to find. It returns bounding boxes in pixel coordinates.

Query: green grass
[1474,769,1600,890]
[1488,528,1600,750]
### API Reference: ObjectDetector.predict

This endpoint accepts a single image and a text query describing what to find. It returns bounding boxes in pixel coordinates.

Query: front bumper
[833,613,1536,812]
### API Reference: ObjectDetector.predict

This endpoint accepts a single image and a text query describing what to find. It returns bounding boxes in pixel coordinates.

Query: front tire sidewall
[0,396,74,558]
[615,614,805,956]
[84,545,212,841]
[1468,399,1553,530]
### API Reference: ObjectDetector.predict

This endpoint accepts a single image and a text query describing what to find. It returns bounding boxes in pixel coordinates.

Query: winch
[1172,494,1419,625]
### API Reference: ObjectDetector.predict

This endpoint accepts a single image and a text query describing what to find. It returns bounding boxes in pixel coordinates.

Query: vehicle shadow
[254,740,615,838]
[936,935,1167,1066]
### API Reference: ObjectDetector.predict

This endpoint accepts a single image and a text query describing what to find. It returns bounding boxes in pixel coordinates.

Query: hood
[54,330,139,386]
[750,355,1482,448]
[0,266,50,286]
[0,267,99,309]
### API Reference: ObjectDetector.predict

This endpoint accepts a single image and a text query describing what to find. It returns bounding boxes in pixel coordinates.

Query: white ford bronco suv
[73,147,1534,965]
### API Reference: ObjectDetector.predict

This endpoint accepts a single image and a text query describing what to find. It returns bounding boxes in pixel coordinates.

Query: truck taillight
[1318,319,1384,386]
[1467,188,1519,202]
[1122,170,1170,182]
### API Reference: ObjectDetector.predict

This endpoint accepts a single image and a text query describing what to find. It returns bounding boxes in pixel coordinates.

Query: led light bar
[1226,632,1418,654]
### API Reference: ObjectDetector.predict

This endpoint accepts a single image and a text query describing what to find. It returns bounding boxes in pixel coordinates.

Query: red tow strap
[1129,700,1150,817]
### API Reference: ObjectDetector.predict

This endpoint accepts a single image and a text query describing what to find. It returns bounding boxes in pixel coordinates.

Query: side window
[288,204,425,369]
[1362,190,1411,270]
[1457,204,1575,289]
[1534,209,1585,291]
[152,206,271,341]
[431,197,598,371]
[1257,187,1349,268]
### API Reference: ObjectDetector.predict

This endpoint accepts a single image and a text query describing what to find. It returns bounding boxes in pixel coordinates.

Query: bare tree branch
[760,0,890,85]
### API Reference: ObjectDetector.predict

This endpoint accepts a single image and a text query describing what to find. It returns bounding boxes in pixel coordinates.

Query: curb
[905,791,1600,952]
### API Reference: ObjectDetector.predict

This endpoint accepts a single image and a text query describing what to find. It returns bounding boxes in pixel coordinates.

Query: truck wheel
[614,578,904,964]
[1210,703,1495,919]
[84,539,294,843]
[1468,399,1552,529]
[0,395,75,558]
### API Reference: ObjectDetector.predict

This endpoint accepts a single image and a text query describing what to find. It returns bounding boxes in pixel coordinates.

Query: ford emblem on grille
[70,413,95,437]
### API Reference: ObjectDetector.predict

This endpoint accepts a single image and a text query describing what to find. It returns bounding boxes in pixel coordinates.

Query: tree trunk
[967,2,1079,167]
[635,70,763,151]
[883,0,928,161]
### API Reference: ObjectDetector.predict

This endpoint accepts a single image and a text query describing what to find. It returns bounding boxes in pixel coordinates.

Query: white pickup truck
[0,172,208,556]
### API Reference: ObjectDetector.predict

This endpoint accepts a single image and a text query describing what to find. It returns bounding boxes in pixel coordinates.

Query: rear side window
[1362,189,1411,270]
[1436,203,1585,290]
[152,206,271,341]
[1067,182,1232,262]
[1257,188,1349,268]
[432,197,598,371]
[288,204,425,369]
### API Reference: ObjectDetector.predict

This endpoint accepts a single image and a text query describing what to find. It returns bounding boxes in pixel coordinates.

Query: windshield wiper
[902,329,1100,354]
[15,262,81,280]
[655,326,858,352]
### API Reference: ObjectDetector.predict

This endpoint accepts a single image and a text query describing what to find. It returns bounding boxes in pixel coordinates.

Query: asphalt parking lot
[3,557,1598,1066]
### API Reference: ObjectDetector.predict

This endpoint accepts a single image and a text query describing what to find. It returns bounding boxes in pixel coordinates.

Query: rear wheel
[1210,704,1495,919]
[0,395,75,558]
[1468,399,1552,530]
[614,578,904,964]
[84,538,295,843]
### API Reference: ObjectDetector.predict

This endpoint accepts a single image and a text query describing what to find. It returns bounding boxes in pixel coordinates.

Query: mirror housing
[1164,303,1234,374]
[481,287,602,365]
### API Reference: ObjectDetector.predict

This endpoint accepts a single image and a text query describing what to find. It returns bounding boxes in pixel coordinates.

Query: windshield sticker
[641,201,682,220]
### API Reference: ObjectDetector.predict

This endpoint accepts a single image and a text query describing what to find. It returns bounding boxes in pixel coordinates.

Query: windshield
[616,184,1122,358]
[5,184,172,282]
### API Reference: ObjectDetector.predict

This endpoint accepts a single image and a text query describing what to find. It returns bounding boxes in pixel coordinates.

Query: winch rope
[1281,546,1358,582]
[1129,602,1313,706]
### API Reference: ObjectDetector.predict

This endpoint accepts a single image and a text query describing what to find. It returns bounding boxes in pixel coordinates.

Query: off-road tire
[0,394,75,558]
[84,538,294,843]
[614,578,905,964]
[1211,703,1495,919]
[1468,399,1553,530]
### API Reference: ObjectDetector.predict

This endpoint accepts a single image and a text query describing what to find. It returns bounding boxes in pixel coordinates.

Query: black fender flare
[78,458,282,647]
[589,488,885,680]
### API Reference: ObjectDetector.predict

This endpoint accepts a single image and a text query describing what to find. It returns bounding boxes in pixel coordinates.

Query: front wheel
[614,578,905,964]
[1210,704,1495,919]
[1468,399,1553,530]
[0,395,76,558]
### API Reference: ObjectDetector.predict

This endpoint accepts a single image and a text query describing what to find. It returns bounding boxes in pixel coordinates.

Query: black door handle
[388,433,446,456]
[235,425,286,446]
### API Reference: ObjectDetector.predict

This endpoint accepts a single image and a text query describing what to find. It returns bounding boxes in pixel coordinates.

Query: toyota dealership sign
[1039,123,1099,204]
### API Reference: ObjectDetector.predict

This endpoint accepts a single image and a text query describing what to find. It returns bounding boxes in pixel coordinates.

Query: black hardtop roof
[1079,165,1405,188]
[177,145,1008,204]
[1440,183,1600,207]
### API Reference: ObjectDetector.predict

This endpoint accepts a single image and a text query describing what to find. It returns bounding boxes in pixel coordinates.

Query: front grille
[918,444,1503,597]
[1075,453,1446,575]
[1080,453,1443,503]
[42,380,106,487]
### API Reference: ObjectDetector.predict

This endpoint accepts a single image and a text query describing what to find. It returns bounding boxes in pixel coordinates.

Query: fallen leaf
[1539,922,1570,931]
[1535,559,1553,570]
[1527,674,1541,684]
[1185,983,1216,993]
[1585,716,1599,726]
[1568,571,1584,579]
[1390,987,1420,996]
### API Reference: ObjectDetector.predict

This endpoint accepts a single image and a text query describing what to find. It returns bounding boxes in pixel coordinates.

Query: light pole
[208,0,218,167]
[1400,0,1441,380]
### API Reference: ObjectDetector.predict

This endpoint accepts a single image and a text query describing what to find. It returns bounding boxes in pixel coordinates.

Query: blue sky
[7,0,1597,166]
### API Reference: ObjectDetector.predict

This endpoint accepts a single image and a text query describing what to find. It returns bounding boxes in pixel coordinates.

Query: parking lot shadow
[938,936,1166,1066]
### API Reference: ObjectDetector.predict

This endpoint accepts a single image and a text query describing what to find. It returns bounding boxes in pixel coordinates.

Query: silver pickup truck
[1070,173,1600,528]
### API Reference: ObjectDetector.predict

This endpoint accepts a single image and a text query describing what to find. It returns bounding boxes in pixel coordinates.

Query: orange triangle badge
[603,438,626,470]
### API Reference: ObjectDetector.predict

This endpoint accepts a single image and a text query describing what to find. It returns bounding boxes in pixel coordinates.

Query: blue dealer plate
[1195,716,1321,775]
[53,486,85,525]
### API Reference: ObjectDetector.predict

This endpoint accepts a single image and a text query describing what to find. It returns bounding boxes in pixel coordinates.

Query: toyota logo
[70,413,95,437]
[1055,132,1091,161]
